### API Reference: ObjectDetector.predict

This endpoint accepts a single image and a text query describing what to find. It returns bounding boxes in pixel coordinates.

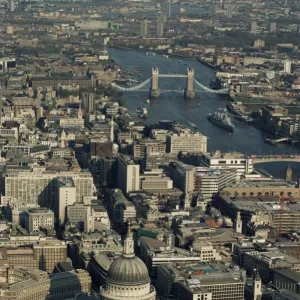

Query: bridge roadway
[251,155,300,163]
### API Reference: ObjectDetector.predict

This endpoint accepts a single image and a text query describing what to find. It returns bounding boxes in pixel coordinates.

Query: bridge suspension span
[111,66,229,98]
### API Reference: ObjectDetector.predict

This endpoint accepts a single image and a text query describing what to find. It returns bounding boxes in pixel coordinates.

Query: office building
[175,276,244,300]
[227,5,234,18]
[243,250,300,283]
[106,189,136,225]
[81,93,95,114]
[208,3,217,16]
[1,268,91,300]
[118,155,140,194]
[162,1,171,18]
[166,131,207,154]
[251,21,257,34]
[56,177,76,224]
[270,22,277,33]
[90,138,113,158]
[5,169,94,206]
[253,39,265,48]
[199,150,253,180]
[90,157,118,188]
[169,162,236,196]
[1,239,67,273]
[140,174,173,191]
[99,225,156,300]
[22,208,54,233]
[157,12,164,37]
[133,139,165,159]
[157,262,246,299]
[141,18,149,37]
[140,236,208,277]
[284,60,292,74]
[66,202,96,232]
[214,193,300,234]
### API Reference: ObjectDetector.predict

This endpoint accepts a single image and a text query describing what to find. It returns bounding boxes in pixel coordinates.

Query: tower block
[151,66,160,98]
[185,67,195,99]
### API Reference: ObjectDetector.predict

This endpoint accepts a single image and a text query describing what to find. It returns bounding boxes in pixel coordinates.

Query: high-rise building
[90,157,118,188]
[8,0,14,12]
[118,155,140,194]
[162,1,171,18]
[270,22,277,33]
[81,92,95,114]
[284,60,292,74]
[208,3,217,16]
[227,5,234,18]
[251,21,257,34]
[141,18,149,37]
[56,177,76,224]
[157,12,164,37]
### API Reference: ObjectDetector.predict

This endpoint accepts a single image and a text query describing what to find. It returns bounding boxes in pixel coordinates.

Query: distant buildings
[251,21,257,34]
[227,5,234,18]
[157,12,164,37]
[270,22,277,33]
[284,60,292,73]
[162,1,171,18]
[141,18,149,37]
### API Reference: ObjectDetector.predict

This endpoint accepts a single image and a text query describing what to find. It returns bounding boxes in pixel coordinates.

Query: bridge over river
[112,66,229,98]
[251,155,300,164]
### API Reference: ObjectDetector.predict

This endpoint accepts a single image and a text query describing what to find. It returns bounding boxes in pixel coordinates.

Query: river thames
[109,48,300,179]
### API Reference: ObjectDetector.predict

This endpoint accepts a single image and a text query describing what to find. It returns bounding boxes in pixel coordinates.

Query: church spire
[123,220,135,257]
[78,104,83,119]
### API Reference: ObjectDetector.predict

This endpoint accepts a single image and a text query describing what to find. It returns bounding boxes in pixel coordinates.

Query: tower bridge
[111,66,229,99]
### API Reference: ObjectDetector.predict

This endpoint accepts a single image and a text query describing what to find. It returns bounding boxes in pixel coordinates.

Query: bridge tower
[185,67,195,99]
[151,65,160,98]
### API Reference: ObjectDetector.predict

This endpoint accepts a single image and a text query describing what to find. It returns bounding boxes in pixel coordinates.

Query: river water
[109,48,300,179]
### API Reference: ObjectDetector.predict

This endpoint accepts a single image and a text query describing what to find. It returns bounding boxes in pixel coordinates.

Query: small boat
[197,101,201,107]
[177,60,183,63]
[146,99,150,104]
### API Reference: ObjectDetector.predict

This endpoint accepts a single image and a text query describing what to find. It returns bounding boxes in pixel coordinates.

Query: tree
[119,98,127,106]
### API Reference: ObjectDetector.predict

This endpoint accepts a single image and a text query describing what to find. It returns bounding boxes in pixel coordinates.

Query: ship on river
[207,109,235,132]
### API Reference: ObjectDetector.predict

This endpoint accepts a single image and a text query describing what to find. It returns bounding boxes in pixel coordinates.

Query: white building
[166,131,207,154]
[284,60,292,74]
[22,208,54,232]
[118,155,140,194]
[56,177,76,224]
[199,150,253,180]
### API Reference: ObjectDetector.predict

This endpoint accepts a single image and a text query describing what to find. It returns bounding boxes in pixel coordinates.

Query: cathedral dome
[107,255,150,285]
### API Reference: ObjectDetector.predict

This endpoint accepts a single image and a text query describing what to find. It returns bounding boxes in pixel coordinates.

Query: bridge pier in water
[151,66,160,98]
[185,67,195,99]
